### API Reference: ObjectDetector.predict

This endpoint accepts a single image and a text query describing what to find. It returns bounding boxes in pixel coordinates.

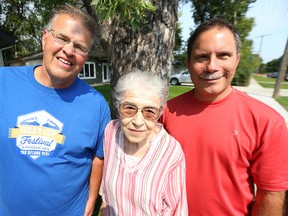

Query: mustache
[199,72,224,80]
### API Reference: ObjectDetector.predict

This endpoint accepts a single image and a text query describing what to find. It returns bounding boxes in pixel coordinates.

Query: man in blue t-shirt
[0,4,110,216]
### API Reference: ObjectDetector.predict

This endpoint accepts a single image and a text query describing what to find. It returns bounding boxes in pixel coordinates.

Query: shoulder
[78,80,109,107]
[233,88,283,116]
[232,88,286,126]
[167,90,192,105]
[0,65,33,75]
[157,127,185,160]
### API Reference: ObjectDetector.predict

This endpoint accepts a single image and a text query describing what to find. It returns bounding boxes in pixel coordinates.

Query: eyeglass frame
[46,28,90,56]
[119,102,162,121]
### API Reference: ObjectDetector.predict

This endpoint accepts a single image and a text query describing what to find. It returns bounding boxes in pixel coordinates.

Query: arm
[167,158,188,216]
[84,156,104,216]
[252,188,285,216]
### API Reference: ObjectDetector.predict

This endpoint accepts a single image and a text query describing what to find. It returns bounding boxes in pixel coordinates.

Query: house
[0,30,15,66]
[7,44,111,85]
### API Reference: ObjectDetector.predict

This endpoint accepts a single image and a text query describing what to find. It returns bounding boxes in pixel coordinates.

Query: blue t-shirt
[0,66,111,215]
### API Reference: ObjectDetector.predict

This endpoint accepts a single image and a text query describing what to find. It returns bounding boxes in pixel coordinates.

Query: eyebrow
[121,102,159,109]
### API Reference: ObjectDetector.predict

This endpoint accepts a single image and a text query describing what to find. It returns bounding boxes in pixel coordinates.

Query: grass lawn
[253,75,288,89]
[253,75,288,110]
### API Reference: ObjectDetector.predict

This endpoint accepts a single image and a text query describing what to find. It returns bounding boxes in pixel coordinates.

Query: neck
[124,138,151,159]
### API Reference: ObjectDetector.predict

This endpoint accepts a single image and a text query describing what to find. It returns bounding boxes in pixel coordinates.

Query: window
[78,62,96,79]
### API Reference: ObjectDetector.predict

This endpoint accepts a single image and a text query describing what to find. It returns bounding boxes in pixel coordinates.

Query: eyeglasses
[119,102,161,121]
[47,29,90,56]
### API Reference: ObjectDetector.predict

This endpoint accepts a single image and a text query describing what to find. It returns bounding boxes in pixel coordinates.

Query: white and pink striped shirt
[101,120,188,216]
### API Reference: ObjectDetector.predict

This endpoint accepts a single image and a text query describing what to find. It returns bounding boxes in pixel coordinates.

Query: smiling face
[38,13,92,88]
[119,89,161,146]
[186,27,240,102]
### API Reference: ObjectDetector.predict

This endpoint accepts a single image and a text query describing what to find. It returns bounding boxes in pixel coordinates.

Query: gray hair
[187,18,241,60]
[45,4,98,50]
[114,69,169,117]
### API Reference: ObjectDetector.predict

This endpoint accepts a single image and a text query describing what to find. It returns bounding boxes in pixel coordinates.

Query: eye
[143,108,157,114]
[74,43,88,53]
[194,54,209,62]
[55,34,69,44]
[121,103,137,112]
[218,52,232,60]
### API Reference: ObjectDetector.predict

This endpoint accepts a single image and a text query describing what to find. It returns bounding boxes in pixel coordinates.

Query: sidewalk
[234,78,288,125]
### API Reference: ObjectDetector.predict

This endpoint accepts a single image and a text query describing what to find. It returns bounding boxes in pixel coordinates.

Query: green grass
[168,85,192,99]
[276,96,288,111]
[253,75,288,89]
[253,75,288,110]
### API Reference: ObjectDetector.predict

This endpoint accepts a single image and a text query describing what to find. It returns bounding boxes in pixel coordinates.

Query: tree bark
[82,0,178,118]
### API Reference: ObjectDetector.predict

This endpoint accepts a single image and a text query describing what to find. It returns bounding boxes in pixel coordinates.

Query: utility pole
[273,36,288,98]
[255,34,270,73]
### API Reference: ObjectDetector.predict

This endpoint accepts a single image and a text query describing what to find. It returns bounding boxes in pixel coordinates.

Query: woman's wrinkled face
[119,89,161,145]
[186,27,240,102]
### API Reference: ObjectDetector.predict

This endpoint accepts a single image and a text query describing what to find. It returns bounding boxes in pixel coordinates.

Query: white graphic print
[9,110,65,159]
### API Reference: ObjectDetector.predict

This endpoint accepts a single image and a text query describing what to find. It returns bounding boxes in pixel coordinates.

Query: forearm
[84,156,104,216]
[89,156,104,201]
[252,188,285,216]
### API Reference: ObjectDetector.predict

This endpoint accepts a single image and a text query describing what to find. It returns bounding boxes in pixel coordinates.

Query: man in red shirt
[162,18,288,215]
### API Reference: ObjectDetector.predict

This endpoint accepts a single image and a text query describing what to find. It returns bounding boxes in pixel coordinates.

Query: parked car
[169,70,192,85]
[267,72,279,78]
[286,73,288,81]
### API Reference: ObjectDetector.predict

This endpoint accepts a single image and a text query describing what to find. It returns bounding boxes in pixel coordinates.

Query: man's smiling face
[40,13,91,88]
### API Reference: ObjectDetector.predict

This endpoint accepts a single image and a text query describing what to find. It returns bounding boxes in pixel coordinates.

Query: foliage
[233,36,260,85]
[173,21,186,67]
[91,0,155,31]
[0,0,76,59]
[190,0,256,25]
[265,57,282,73]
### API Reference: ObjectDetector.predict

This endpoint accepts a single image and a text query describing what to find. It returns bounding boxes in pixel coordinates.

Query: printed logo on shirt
[9,110,66,159]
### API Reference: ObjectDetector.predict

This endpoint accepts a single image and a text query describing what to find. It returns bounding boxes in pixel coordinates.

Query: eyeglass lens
[48,29,89,55]
[119,103,160,120]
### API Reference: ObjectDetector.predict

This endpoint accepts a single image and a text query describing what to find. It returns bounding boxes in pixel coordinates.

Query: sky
[178,0,288,64]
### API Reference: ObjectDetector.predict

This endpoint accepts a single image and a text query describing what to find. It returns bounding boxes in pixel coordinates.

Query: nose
[62,42,75,55]
[132,110,145,125]
[206,56,219,72]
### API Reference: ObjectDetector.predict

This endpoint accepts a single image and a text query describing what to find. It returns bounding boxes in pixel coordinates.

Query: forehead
[51,14,92,41]
[193,27,237,51]
[120,89,160,106]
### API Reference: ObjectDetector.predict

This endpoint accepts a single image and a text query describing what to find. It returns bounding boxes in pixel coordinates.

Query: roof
[0,29,15,49]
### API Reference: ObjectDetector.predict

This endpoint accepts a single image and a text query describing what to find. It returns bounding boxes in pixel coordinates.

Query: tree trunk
[83,0,179,118]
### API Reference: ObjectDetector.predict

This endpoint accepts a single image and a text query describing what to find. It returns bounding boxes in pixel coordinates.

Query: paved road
[234,78,288,125]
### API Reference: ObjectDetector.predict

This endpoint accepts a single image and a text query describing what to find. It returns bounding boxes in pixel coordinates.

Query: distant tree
[0,0,76,59]
[190,0,256,25]
[173,21,186,68]
[265,57,282,72]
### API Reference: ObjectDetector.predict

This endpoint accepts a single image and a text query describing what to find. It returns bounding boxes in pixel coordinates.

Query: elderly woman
[100,70,188,215]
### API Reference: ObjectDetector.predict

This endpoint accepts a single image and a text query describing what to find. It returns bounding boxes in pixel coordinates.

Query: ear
[235,53,241,67]
[185,58,191,71]
[42,30,48,51]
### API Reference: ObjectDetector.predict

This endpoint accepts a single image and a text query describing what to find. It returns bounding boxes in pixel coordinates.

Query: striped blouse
[101,120,188,215]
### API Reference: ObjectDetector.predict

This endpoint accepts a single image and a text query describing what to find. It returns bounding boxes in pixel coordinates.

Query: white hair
[114,69,169,116]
